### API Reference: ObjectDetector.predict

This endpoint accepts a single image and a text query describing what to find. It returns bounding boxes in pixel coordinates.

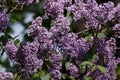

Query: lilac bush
[0,0,120,80]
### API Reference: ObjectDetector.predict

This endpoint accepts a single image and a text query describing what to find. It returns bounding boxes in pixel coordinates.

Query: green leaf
[14,39,20,47]
[98,32,106,39]
[62,74,68,80]
[31,73,40,80]
[97,65,106,73]
[65,62,71,70]
[13,73,18,80]
[79,61,95,73]
[116,66,120,76]
[39,70,50,80]
[80,61,93,66]
[79,64,86,73]
[84,76,94,80]
[79,61,93,73]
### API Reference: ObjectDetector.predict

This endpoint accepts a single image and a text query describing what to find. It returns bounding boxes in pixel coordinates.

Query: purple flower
[50,70,61,80]
[97,1,114,24]
[67,0,85,21]
[91,38,119,80]
[16,41,43,73]
[51,53,63,62]
[66,63,79,78]
[0,72,13,80]
[77,38,90,60]
[6,40,43,79]
[96,38,116,56]
[0,13,8,31]
[5,39,18,61]
[29,39,40,56]
[60,33,79,57]
[108,3,120,22]
[50,15,70,40]
[44,0,64,19]
[50,53,63,70]
[112,24,120,38]
[28,16,43,37]
[28,16,51,52]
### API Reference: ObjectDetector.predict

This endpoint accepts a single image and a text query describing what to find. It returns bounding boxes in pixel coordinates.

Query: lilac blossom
[0,13,8,31]
[50,53,63,70]
[108,3,120,22]
[50,15,70,41]
[44,0,64,19]
[66,63,79,78]
[16,41,43,76]
[60,33,79,57]
[5,39,18,61]
[0,72,13,80]
[92,38,119,80]
[6,40,43,79]
[67,0,85,21]
[112,24,120,38]
[50,70,61,80]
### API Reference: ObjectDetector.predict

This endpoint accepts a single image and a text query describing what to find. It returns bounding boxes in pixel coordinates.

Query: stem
[8,4,19,13]
[117,47,120,49]
[76,28,89,35]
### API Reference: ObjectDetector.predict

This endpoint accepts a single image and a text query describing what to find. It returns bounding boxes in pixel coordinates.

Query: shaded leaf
[97,65,106,74]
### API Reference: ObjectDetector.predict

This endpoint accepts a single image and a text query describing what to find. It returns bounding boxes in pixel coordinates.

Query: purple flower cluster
[0,72,13,80]
[92,38,119,80]
[5,39,43,79]
[44,0,72,19]
[50,70,61,80]
[67,0,114,29]
[50,15,70,38]
[5,39,18,61]
[23,14,90,79]
[0,13,8,31]
[66,63,80,78]
[108,3,120,22]
[28,16,51,53]
[50,53,63,80]
[112,24,120,38]
[44,0,64,19]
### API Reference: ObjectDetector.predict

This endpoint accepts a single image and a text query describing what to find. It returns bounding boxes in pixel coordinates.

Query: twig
[117,47,120,49]
[76,28,89,35]
[8,4,19,13]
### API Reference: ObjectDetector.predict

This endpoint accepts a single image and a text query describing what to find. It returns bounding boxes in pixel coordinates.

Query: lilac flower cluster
[0,13,8,31]
[26,15,92,79]
[5,39,43,79]
[50,53,63,80]
[91,38,119,80]
[66,63,80,78]
[112,24,120,38]
[67,0,114,29]
[5,14,91,79]
[5,39,18,61]
[44,0,72,19]
[0,72,13,80]
[108,3,120,22]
